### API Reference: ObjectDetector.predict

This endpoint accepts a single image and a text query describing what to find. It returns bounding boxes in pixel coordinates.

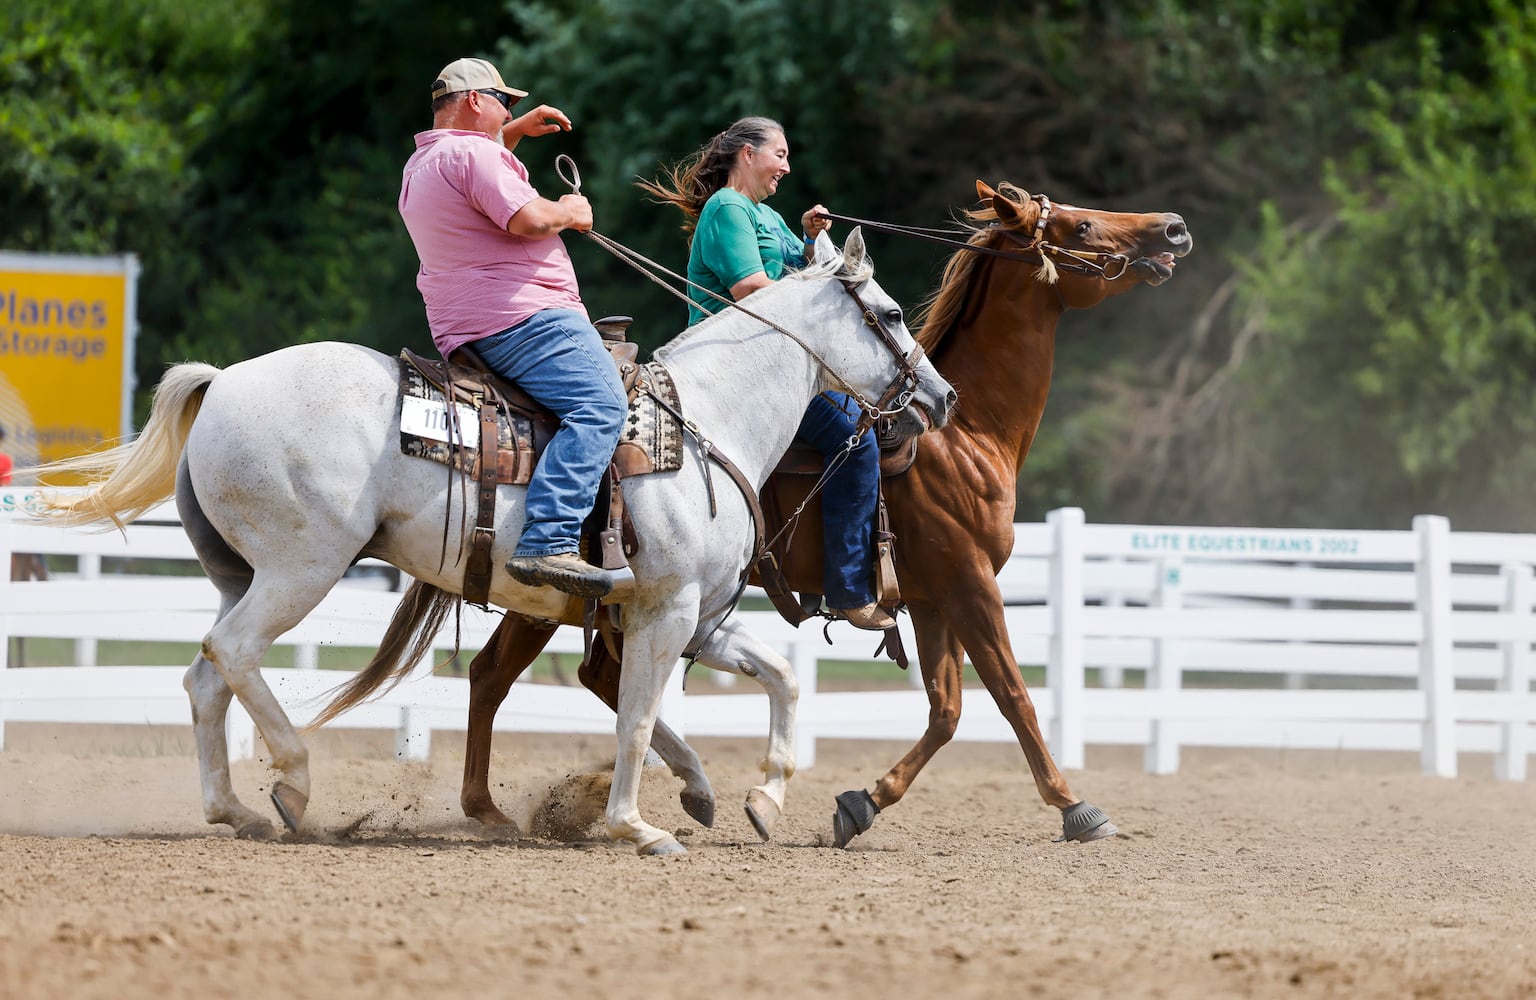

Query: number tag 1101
[400,395,480,449]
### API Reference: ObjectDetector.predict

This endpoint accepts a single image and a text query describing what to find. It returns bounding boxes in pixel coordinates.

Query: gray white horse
[32,230,955,855]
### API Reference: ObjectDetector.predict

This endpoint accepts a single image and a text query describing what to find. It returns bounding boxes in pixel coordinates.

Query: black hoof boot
[1054,800,1119,843]
[831,789,880,848]
[680,790,716,829]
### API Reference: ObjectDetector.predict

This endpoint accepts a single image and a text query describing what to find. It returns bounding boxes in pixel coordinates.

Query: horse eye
[1076,221,1092,236]
[885,308,903,324]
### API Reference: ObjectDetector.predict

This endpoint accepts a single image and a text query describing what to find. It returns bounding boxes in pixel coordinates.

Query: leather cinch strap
[695,441,806,624]
[463,395,500,607]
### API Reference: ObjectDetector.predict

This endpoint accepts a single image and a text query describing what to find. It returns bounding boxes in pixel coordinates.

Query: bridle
[837,279,925,436]
[816,193,1134,280]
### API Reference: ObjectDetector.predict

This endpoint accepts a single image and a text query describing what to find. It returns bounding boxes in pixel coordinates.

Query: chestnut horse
[459,180,1193,845]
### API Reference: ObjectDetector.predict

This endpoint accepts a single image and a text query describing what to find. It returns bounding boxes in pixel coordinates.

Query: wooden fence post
[1286,562,1313,690]
[1414,514,1455,778]
[394,706,430,761]
[393,652,435,761]
[76,553,101,668]
[1047,507,1086,769]
[1101,557,1125,689]
[1497,563,1532,782]
[792,640,818,770]
[1145,556,1184,775]
[226,698,256,762]
[659,659,686,744]
[0,516,11,748]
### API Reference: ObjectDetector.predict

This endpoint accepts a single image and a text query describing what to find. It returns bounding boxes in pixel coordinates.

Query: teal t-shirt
[687,188,808,326]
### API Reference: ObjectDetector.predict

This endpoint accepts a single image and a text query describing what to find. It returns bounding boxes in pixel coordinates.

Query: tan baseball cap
[431,57,528,105]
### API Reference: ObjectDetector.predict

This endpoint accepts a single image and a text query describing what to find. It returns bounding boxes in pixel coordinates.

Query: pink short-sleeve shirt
[398,129,587,358]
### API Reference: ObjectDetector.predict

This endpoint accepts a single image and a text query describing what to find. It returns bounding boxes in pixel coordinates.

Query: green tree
[0,0,258,412]
[493,0,922,352]
[970,0,1515,527]
[10,0,1522,534]
[159,0,526,377]
[862,2,1373,521]
[1204,0,1536,529]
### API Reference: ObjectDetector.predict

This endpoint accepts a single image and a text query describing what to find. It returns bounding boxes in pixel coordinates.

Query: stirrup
[599,566,636,605]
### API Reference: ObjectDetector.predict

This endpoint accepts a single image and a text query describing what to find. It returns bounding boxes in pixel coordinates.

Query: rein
[555,154,923,423]
[551,155,925,634]
[815,200,1132,280]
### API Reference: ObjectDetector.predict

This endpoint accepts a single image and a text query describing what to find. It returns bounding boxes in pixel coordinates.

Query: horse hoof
[269,781,308,833]
[638,836,688,857]
[234,818,279,841]
[743,788,781,842]
[465,801,520,831]
[680,790,716,829]
[831,788,880,848]
[1076,820,1119,842]
[1054,800,1117,843]
[474,813,521,835]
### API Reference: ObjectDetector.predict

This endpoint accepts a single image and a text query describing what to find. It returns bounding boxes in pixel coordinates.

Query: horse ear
[809,229,836,264]
[976,180,998,201]
[991,189,1031,231]
[842,226,868,269]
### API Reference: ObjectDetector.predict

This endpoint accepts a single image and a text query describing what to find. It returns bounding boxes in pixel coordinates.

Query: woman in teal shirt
[640,117,893,631]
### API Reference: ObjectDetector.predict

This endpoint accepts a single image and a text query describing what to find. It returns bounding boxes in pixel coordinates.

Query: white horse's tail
[28,361,223,530]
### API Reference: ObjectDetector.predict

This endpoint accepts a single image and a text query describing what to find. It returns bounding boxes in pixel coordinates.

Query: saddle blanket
[397,358,686,484]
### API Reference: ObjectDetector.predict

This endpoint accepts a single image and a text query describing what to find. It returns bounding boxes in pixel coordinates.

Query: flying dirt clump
[526,770,611,841]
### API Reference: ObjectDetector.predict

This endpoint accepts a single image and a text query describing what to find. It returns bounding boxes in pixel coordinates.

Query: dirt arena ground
[2,722,1533,999]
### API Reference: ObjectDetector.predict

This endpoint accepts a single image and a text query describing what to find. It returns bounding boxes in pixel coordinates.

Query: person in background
[639,117,894,631]
[398,57,627,601]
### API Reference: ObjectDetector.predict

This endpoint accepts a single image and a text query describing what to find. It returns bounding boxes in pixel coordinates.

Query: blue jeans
[796,391,879,608]
[473,308,627,557]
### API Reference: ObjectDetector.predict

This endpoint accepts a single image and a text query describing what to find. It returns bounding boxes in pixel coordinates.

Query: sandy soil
[1,722,1533,999]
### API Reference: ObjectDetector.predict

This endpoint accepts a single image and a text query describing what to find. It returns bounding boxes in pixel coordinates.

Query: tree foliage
[1127,0,1536,528]
[2,0,1532,530]
[491,0,921,349]
[0,0,256,403]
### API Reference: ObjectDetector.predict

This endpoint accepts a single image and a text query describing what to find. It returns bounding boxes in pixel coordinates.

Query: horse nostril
[1165,217,1188,244]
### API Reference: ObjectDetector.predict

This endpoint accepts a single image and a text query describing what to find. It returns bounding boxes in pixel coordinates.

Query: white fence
[2,486,1533,780]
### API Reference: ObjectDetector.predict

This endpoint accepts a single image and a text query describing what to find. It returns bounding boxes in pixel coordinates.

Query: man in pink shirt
[399,57,627,600]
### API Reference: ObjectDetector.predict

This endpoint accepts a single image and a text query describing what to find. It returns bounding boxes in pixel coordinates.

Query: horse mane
[912,182,1042,356]
[652,252,869,362]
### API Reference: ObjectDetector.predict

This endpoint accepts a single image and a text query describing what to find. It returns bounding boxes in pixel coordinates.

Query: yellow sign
[0,252,139,484]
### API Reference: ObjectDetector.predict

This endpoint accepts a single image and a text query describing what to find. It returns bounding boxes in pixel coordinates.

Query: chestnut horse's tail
[308,580,460,730]
[26,361,223,531]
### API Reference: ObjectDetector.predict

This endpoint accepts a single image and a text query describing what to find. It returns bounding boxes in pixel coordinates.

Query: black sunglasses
[477,89,518,112]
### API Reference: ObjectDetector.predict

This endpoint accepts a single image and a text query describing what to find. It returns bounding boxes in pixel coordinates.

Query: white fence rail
[2,487,1533,779]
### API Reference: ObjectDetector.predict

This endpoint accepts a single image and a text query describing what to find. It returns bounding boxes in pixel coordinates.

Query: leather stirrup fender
[462,392,501,608]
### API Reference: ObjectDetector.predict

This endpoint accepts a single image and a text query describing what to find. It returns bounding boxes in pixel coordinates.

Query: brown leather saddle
[400,316,643,611]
